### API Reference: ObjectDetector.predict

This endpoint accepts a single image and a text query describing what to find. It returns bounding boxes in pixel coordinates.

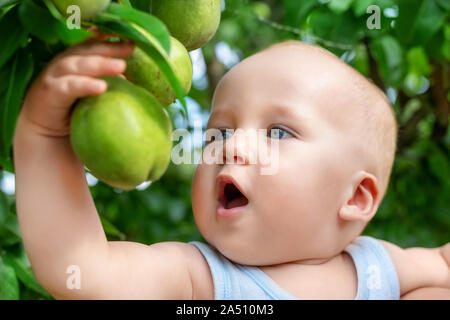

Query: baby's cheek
[259,150,327,219]
[192,164,217,232]
[192,165,211,214]
[270,151,321,196]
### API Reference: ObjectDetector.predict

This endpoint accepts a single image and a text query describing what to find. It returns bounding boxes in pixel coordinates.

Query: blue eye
[217,128,233,140]
[268,127,293,139]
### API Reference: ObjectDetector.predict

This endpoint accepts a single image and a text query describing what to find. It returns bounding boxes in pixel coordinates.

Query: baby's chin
[202,232,287,266]
[212,240,265,266]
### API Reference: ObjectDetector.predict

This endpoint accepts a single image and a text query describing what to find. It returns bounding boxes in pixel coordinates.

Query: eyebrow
[268,103,305,120]
[207,103,313,130]
[206,108,233,128]
[265,103,314,132]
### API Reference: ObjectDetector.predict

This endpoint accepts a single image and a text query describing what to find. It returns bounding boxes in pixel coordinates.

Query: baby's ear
[338,171,380,223]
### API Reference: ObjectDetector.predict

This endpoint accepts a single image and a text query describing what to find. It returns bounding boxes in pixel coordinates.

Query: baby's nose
[222,130,255,165]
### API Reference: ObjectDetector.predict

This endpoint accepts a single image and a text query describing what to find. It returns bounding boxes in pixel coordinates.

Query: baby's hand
[19,33,134,138]
[13,31,204,300]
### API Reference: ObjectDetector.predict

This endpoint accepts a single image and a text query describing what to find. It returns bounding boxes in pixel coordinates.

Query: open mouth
[217,177,249,210]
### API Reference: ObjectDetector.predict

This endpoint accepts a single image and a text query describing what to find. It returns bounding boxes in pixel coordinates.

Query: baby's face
[192,45,369,266]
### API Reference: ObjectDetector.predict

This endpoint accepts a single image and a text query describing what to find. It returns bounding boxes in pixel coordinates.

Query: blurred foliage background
[0,0,449,299]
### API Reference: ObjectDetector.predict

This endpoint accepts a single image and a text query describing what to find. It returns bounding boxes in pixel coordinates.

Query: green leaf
[412,0,447,46]
[396,0,447,46]
[0,212,22,247]
[351,44,369,76]
[0,191,8,226]
[443,24,450,60]
[435,0,450,10]
[221,0,244,19]
[0,229,21,247]
[19,0,91,45]
[0,0,20,9]
[0,6,28,68]
[41,0,67,21]
[0,157,14,174]
[105,2,171,54]
[370,35,405,86]
[406,47,431,76]
[1,50,34,162]
[426,23,450,61]
[427,145,450,187]
[118,0,132,7]
[403,71,424,96]
[395,0,421,44]
[352,0,373,17]
[2,253,51,298]
[283,0,317,28]
[309,8,361,46]
[217,19,241,44]
[0,256,19,299]
[19,0,64,44]
[93,13,188,115]
[0,64,10,98]
[251,1,271,19]
[130,0,151,12]
[399,98,421,125]
[328,0,354,14]
[224,0,244,12]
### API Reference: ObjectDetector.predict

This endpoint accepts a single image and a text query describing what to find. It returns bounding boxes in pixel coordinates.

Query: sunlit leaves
[371,35,405,86]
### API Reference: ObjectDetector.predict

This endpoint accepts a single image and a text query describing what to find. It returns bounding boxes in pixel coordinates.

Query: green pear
[70,76,173,190]
[51,0,110,21]
[125,36,193,107]
[151,0,221,51]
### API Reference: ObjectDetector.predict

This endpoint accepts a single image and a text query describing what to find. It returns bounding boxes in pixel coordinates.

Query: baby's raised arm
[380,240,450,297]
[13,36,205,299]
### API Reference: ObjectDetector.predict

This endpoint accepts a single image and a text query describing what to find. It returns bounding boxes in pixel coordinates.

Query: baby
[12,34,450,299]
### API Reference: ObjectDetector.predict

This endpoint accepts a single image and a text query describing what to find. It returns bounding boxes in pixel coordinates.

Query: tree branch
[397,104,428,150]
[363,37,385,92]
[204,42,226,102]
[429,61,449,142]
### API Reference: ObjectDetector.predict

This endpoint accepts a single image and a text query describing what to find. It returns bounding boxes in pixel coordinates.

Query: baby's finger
[52,75,107,107]
[66,41,135,58]
[86,26,119,43]
[86,33,119,43]
[50,55,126,77]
